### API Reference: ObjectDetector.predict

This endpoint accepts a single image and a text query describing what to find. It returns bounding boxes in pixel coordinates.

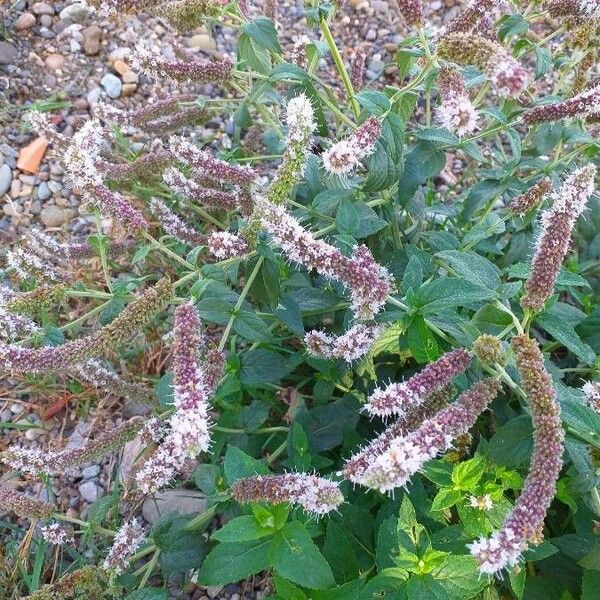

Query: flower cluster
[102,519,145,575]
[257,196,393,320]
[163,167,243,211]
[267,93,316,205]
[135,304,223,493]
[472,334,505,366]
[355,379,501,492]
[40,523,75,546]
[1,417,144,476]
[0,484,54,520]
[131,42,233,84]
[305,324,382,362]
[322,117,382,175]
[469,335,563,575]
[231,473,344,516]
[149,198,204,246]
[470,494,494,511]
[439,0,501,37]
[343,387,450,482]
[364,348,472,418]
[207,231,249,259]
[436,33,529,97]
[521,164,596,311]
[169,136,257,186]
[545,0,600,23]
[523,83,600,124]
[508,178,552,216]
[583,381,600,413]
[75,360,158,408]
[393,0,424,27]
[65,119,148,230]
[436,68,479,137]
[0,277,172,374]
[0,288,40,341]
[351,44,368,91]
[4,284,67,316]
[5,246,62,283]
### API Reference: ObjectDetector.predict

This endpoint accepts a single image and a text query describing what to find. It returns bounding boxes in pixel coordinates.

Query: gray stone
[79,480,102,503]
[101,73,122,99]
[31,2,54,15]
[0,42,18,65]
[142,490,207,525]
[40,205,67,227]
[37,181,52,200]
[59,2,90,22]
[1,409,13,422]
[82,464,101,480]
[0,164,12,196]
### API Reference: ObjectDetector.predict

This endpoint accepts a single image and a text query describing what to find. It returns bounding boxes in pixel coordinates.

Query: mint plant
[2,0,600,598]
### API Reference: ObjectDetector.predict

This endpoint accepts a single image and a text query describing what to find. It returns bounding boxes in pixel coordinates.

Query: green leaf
[323,520,361,583]
[269,521,335,589]
[536,311,596,365]
[582,569,600,599]
[239,349,290,385]
[430,488,462,512]
[237,32,272,75]
[415,127,459,146]
[416,278,496,314]
[436,251,501,291]
[487,415,534,467]
[212,515,275,542]
[397,141,445,205]
[223,445,269,486]
[462,214,506,246]
[198,538,271,586]
[406,314,440,363]
[432,555,488,599]
[232,310,273,342]
[152,515,206,574]
[509,568,526,599]
[243,17,282,54]
[356,90,391,115]
[452,457,485,490]
[336,198,360,236]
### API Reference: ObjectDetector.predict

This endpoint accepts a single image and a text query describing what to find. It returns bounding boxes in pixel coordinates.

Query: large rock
[15,13,36,31]
[40,205,67,227]
[142,489,207,525]
[58,2,91,22]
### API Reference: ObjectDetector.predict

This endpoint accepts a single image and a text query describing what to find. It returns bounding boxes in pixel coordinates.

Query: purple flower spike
[364,348,472,418]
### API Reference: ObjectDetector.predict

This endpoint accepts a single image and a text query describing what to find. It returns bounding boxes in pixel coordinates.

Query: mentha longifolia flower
[322,117,382,175]
[0,277,172,375]
[523,83,600,125]
[470,335,563,575]
[436,33,529,97]
[40,523,75,546]
[149,197,204,246]
[305,324,382,362]
[472,334,505,366]
[356,379,501,492]
[470,494,494,511]
[343,387,450,482]
[131,42,232,84]
[102,519,145,575]
[256,196,392,320]
[267,93,317,205]
[351,44,368,91]
[5,247,62,283]
[521,164,596,312]
[0,288,40,342]
[135,304,224,494]
[169,136,257,187]
[207,231,249,260]
[545,0,600,22]
[436,68,479,137]
[231,473,344,516]
[364,348,472,418]
[393,0,424,27]
[163,167,243,211]
[0,484,54,520]
[583,381,600,413]
[508,178,552,216]
[1,417,145,476]
[439,0,501,37]
[75,359,158,408]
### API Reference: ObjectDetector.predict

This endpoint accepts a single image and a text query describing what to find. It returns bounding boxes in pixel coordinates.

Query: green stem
[218,256,265,351]
[319,17,360,119]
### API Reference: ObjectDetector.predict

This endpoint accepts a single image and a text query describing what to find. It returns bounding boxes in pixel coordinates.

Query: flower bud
[508,178,552,216]
[102,518,145,574]
[473,334,505,366]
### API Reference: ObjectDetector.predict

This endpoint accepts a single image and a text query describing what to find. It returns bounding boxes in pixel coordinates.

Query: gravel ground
[0,1,462,597]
